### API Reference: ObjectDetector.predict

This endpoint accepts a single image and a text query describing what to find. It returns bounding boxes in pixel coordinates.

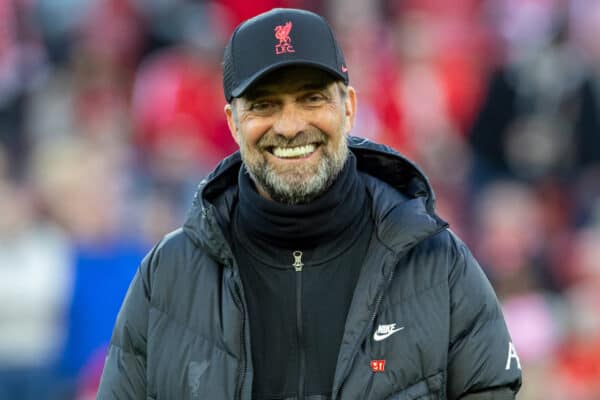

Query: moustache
[257,130,327,149]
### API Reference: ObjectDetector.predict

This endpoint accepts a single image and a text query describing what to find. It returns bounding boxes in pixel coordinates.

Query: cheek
[239,120,271,147]
[319,113,347,139]
[317,104,349,134]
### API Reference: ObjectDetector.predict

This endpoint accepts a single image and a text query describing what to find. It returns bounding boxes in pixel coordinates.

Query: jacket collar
[183,136,447,260]
[346,136,447,253]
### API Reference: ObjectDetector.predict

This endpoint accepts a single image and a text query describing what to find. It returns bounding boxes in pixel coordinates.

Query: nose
[272,103,307,138]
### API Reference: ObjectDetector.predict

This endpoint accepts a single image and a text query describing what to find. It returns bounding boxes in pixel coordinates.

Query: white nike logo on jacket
[373,323,405,341]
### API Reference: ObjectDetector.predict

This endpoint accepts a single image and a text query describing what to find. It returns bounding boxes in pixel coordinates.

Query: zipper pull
[292,251,304,272]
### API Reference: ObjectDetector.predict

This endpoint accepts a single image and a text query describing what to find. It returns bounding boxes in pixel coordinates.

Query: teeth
[272,144,316,158]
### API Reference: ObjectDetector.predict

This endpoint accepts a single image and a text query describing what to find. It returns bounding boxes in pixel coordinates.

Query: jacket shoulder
[150,227,212,266]
[142,228,219,296]
[153,228,193,259]
[409,228,459,256]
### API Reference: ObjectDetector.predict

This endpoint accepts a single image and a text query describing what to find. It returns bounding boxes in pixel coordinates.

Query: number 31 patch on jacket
[371,360,386,372]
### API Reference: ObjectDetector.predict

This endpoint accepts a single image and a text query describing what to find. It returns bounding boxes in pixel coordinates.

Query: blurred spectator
[76,0,145,71]
[469,0,600,185]
[130,45,239,219]
[214,0,323,30]
[32,0,92,63]
[30,138,146,397]
[131,47,235,176]
[27,1,141,147]
[550,280,600,399]
[472,180,551,295]
[372,5,487,157]
[328,0,383,144]
[0,0,48,177]
[0,145,72,400]
[570,0,600,169]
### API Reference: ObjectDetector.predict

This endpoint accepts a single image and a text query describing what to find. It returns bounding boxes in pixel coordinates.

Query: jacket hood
[183,136,447,259]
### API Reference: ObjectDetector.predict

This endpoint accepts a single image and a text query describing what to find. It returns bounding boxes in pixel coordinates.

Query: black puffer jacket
[98,137,522,399]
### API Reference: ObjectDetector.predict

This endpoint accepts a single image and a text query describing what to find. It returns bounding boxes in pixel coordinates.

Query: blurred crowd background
[0,0,599,399]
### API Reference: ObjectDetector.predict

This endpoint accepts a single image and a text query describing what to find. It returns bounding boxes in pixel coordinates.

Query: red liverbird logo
[274,21,295,54]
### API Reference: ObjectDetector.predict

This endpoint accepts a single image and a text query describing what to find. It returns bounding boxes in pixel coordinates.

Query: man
[98,8,522,399]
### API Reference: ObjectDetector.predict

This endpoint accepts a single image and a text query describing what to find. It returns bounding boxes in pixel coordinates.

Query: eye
[250,101,276,113]
[302,92,326,105]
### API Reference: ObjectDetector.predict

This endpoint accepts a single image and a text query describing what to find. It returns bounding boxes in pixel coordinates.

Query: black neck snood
[236,153,367,250]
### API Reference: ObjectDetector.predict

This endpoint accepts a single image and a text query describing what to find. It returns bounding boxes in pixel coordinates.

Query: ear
[344,86,357,134]
[224,103,240,145]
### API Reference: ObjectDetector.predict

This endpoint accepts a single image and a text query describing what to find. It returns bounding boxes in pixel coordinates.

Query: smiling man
[97,8,522,400]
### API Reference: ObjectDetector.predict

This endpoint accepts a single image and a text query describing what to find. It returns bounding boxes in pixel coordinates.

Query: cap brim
[230,59,348,99]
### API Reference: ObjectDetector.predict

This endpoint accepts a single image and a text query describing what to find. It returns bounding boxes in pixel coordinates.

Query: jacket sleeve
[446,234,522,399]
[96,246,156,399]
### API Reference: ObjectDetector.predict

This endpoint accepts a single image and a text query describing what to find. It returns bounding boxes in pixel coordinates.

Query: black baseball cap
[222,8,349,102]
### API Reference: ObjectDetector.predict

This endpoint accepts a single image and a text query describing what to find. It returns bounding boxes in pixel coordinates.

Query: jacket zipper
[293,250,305,400]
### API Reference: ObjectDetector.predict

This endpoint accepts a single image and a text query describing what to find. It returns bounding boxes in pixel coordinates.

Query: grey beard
[245,144,348,205]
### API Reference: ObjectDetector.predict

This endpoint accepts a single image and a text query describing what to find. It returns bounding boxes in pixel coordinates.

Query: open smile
[266,143,320,159]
